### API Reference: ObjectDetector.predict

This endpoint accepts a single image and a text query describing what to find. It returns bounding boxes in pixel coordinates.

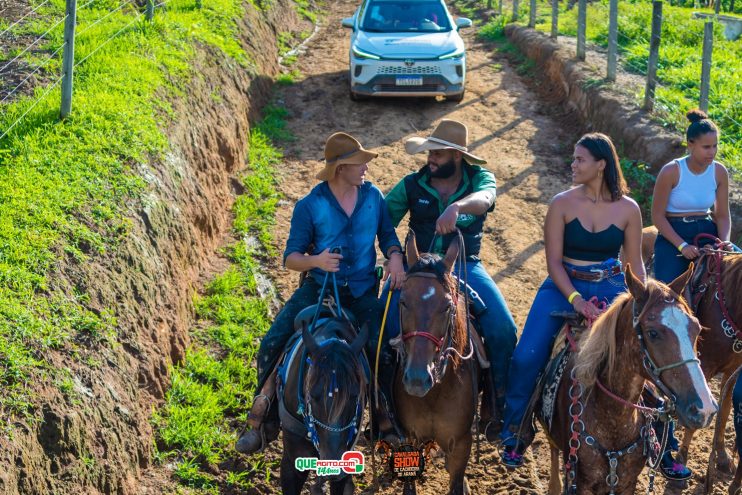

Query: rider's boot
[373,350,401,446]
[236,369,279,455]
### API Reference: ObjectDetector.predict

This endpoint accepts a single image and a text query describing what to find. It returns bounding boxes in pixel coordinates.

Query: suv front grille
[375,84,442,92]
[376,65,441,75]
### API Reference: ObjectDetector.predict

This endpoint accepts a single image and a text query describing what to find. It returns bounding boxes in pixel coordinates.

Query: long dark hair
[686,109,719,143]
[576,132,629,202]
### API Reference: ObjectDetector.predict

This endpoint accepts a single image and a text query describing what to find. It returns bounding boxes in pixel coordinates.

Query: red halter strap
[401,271,456,352]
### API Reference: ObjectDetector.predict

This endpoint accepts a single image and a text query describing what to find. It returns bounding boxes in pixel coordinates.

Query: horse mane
[719,254,742,328]
[408,253,468,367]
[574,279,695,390]
[305,320,365,422]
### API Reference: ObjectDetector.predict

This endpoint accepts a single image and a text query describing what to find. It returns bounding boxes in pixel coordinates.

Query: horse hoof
[717,454,735,475]
[667,479,689,490]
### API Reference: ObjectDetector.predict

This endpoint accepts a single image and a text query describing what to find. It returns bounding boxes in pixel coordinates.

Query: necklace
[585,193,598,204]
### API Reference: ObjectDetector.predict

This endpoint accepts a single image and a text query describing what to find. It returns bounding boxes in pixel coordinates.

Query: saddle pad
[539,342,571,432]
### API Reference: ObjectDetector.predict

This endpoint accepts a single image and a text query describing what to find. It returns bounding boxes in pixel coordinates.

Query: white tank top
[666,156,717,214]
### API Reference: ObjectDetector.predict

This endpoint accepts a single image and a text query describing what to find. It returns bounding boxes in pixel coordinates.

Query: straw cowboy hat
[315,132,378,181]
[405,119,486,165]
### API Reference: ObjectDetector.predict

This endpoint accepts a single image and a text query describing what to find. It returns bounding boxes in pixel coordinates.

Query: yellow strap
[375,289,394,404]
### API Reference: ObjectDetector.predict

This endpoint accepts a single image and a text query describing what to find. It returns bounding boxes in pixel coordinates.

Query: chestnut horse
[544,264,716,494]
[641,228,742,485]
[390,233,479,495]
[678,252,742,488]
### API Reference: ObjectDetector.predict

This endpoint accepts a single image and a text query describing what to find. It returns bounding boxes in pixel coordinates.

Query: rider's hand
[573,296,602,320]
[436,204,460,235]
[314,248,343,272]
[680,244,701,260]
[384,253,405,290]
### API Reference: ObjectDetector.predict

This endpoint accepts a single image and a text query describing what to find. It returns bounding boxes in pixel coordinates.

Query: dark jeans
[733,377,742,457]
[654,216,718,284]
[254,277,381,393]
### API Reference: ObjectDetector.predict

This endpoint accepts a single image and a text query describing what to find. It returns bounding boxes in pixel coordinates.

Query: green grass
[0,0,256,420]
[531,0,741,173]
[152,103,288,491]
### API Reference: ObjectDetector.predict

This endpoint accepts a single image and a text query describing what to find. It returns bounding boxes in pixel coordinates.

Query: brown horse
[545,264,717,494]
[640,229,742,484]
[390,233,479,495]
[675,253,742,484]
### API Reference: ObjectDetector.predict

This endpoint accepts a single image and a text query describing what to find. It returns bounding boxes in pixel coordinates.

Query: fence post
[551,0,558,38]
[576,0,586,60]
[146,0,154,20]
[487,0,492,11]
[529,0,537,27]
[60,0,77,119]
[606,0,618,80]
[498,0,503,15]
[643,0,662,111]
[699,21,713,112]
[513,0,520,21]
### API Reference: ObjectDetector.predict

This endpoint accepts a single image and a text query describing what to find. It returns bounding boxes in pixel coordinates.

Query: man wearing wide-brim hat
[378,119,517,439]
[236,131,404,455]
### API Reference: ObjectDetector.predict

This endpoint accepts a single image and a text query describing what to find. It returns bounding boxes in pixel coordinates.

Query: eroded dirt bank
[0,4,309,494]
[244,1,738,494]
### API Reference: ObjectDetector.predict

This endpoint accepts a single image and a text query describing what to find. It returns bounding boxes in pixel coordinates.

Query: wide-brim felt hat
[316,132,378,181]
[404,119,486,165]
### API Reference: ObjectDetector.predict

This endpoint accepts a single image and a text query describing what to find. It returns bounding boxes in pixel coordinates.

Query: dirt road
[257,0,737,493]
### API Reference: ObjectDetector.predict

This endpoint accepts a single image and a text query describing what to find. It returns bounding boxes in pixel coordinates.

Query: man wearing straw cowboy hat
[378,119,518,439]
[235,132,404,455]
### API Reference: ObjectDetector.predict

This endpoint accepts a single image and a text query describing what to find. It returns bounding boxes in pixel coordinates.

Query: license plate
[395,76,423,86]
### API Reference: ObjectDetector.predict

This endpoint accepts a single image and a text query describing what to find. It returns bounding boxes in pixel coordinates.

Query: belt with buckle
[567,265,622,282]
[668,215,712,223]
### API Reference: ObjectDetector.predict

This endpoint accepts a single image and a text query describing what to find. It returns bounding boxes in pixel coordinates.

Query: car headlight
[352,46,381,60]
[438,47,465,60]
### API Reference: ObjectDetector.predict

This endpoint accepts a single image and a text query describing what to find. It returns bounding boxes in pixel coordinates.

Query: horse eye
[399,300,407,308]
[647,329,659,340]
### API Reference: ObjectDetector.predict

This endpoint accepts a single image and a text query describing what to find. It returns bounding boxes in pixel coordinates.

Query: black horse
[277,314,369,495]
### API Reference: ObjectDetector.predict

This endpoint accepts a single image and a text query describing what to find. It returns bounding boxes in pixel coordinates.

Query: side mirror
[455,17,472,30]
[342,17,355,29]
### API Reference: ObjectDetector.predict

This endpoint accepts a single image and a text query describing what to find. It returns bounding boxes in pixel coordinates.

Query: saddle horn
[301,320,320,355]
[350,322,369,355]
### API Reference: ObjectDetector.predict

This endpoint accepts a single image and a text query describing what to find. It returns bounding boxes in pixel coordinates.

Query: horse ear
[624,263,646,302]
[405,230,419,267]
[442,237,460,272]
[350,322,369,355]
[668,262,694,297]
[301,320,320,355]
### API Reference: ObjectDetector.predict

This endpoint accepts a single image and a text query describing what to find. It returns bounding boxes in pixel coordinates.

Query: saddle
[513,312,587,446]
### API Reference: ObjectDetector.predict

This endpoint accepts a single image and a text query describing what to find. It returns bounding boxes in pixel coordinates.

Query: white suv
[342,0,471,102]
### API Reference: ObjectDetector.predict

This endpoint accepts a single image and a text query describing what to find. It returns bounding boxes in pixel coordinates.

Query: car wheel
[349,88,367,101]
[446,91,465,103]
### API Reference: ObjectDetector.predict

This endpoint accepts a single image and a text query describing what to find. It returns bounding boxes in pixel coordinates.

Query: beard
[428,158,457,178]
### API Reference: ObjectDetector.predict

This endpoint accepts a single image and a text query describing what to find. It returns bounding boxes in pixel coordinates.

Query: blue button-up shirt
[284,181,401,297]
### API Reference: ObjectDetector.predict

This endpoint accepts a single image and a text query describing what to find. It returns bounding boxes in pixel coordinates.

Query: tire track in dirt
[260,1,737,493]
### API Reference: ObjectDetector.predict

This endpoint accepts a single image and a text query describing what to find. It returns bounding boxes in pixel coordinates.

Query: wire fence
[0,0,173,142]
[505,0,740,165]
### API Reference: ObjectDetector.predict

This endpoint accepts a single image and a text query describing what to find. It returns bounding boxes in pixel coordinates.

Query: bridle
[400,271,457,352]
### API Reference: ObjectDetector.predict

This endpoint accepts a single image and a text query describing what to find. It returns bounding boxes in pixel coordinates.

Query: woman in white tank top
[651,109,733,285]
[649,109,734,481]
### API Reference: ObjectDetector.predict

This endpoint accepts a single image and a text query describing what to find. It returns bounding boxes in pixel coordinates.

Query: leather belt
[667,215,712,223]
[567,265,622,282]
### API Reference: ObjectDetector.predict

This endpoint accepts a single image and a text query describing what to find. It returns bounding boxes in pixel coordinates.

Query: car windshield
[360,1,452,32]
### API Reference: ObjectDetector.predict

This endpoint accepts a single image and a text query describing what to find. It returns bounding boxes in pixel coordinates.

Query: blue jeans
[500,259,627,443]
[379,260,518,407]
[733,377,742,457]
[655,216,718,284]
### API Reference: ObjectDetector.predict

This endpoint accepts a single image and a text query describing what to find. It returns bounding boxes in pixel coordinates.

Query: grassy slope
[0,0,251,423]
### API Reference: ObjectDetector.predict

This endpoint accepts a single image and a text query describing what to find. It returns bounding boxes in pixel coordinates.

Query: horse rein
[300,337,367,453]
